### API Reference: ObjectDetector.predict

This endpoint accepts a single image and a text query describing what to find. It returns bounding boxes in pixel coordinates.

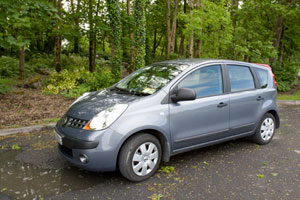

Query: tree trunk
[152,28,157,56]
[179,34,185,55]
[270,15,284,65]
[107,0,122,77]
[54,0,62,72]
[71,0,81,53]
[127,0,134,73]
[55,35,62,72]
[195,40,202,58]
[19,46,25,80]
[188,0,194,58]
[179,0,187,56]
[88,0,96,72]
[167,0,179,58]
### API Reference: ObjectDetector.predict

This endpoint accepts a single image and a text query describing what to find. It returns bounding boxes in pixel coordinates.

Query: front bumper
[54,126,121,172]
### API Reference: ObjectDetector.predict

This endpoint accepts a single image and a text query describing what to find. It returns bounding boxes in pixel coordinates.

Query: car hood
[66,89,141,120]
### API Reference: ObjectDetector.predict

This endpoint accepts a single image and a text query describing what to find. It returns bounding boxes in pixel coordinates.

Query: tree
[188,0,194,58]
[127,0,135,73]
[107,0,122,78]
[166,0,179,58]
[0,0,56,79]
[54,0,62,72]
[69,0,82,53]
[133,0,146,70]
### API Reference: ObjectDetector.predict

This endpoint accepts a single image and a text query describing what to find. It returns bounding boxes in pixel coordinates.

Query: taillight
[253,63,277,87]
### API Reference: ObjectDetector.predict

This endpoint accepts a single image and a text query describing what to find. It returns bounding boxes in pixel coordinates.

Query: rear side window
[254,68,268,88]
[178,65,223,98]
[227,65,255,92]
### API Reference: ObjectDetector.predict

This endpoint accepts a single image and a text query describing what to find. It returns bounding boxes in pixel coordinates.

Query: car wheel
[252,113,276,145]
[118,133,162,182]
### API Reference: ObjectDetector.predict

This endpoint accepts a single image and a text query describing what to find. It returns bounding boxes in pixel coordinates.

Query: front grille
[66,117,88,129]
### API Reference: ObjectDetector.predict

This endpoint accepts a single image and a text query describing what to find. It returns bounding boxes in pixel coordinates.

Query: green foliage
[134,0,146,70]
[0,56,19,78]
[0,55,53,78]
[0,79,13,95]
[44,67,117,97]
[273,61,298,92]
[27,54,54,70]
[107,0,122,78]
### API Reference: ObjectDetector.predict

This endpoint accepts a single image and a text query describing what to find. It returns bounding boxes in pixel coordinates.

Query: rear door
[169,64,230,151]
[226,64,262,136]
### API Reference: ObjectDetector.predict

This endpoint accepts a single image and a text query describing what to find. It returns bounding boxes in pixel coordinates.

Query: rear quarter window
[254,68,268,88]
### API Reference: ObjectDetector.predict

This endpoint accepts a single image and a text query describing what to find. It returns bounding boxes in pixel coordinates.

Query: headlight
[84,104,128,130]
[69,92,91,108]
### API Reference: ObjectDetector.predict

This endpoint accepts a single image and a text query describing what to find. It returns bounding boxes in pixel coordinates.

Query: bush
[0,55,54,78]
[0,56,19,78]
[27,53,54,71]
[44,66,117,97]
[273,62,298,92]
[0,79,13,95]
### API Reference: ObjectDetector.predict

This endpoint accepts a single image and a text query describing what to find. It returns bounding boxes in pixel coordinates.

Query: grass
[277,91,300,101]
[43,118,60,123]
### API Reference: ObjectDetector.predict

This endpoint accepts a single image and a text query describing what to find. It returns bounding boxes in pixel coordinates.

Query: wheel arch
[116,129,171,169]
[266,109,280,129]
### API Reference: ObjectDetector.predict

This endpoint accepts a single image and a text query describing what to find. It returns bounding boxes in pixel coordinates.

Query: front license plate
[54,130,63,145]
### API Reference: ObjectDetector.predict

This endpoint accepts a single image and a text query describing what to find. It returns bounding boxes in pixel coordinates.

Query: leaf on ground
[1,188,7,192]
[203,161,209,165]
[271,173,278,177]
[11,144,21,150]
[256,174,264,179]
[159,166,175,174]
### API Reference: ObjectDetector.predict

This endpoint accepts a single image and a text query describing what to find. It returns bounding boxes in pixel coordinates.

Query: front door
[169,65,230,151]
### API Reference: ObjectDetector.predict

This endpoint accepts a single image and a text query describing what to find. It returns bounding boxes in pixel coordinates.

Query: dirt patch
[0,88,75,129]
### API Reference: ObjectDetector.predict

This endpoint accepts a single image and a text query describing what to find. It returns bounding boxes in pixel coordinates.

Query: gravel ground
[0,104,300,200]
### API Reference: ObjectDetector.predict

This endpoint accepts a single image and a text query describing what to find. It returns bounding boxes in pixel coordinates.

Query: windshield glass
[115,63,189,95]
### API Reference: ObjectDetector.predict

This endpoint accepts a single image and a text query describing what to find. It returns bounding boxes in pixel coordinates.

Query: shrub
[44,66,118,97]
[0,79,13,95]
[273,62,298,92]
[27,53,54,71]
[0,56,19,78]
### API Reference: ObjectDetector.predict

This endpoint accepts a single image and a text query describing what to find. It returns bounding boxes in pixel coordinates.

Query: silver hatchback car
[55,59,280,182]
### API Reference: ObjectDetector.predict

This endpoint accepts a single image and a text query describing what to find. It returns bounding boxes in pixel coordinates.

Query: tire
[252,113,276,145]
[118,133,162,182]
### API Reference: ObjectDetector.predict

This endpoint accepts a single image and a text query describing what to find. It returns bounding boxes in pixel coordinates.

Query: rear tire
[118,133,162,182]
[252,113,276,145]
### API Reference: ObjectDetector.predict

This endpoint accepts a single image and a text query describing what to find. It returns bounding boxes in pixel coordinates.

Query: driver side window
[178,65,223,98]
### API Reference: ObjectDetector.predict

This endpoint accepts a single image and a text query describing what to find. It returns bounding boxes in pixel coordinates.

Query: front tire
[118,133,162,182]
[252,113,276,145]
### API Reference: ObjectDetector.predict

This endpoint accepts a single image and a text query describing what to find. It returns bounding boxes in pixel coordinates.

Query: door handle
[256,96,264,101]
[217,102,228,108]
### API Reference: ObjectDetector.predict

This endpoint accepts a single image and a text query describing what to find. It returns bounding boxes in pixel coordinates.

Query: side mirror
[171,88,196,103]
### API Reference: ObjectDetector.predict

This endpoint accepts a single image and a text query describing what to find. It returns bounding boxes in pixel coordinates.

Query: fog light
[79,154,89,164]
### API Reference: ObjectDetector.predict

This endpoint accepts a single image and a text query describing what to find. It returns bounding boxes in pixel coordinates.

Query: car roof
[156,59,251,68]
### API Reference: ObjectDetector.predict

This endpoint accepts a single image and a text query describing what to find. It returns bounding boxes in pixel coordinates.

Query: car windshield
[114,63,189,95]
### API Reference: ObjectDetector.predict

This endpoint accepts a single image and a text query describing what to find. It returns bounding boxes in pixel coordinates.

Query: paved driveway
[0,104,300,200]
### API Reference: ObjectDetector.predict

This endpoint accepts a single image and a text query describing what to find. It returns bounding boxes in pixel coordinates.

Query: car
[54,59,280,182]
